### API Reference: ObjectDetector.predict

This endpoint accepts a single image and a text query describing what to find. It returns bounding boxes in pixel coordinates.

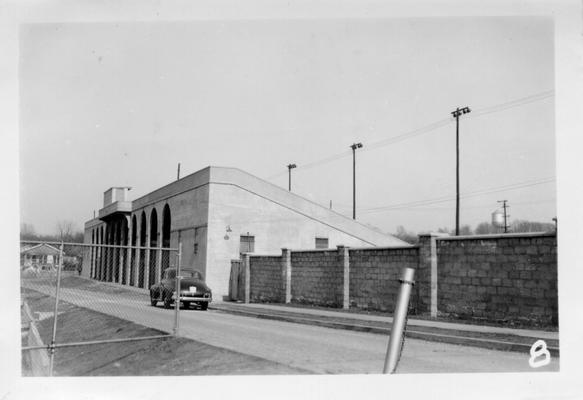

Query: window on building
[194,243,198,255]
[240,235,255,254]
[315,237,329,249]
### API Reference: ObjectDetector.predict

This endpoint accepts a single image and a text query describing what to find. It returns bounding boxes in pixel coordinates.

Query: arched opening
[149,208,158,286]
[130,215,137,286]
[162,204,171,274]
[139,212,147,288]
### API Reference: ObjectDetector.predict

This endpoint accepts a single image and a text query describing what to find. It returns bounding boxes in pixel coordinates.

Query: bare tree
[511,219,555,233]
[56,220,76,241]
[393,225,418,244]
[20,223,37,240]
[475,221,499,235]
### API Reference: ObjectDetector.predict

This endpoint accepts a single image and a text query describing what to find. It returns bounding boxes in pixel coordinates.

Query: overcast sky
[19,17,555,235]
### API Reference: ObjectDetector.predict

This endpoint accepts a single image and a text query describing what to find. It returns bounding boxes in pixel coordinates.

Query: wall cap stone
[437,232,556,241]
[248,253,281,258]
[289,248,338,254]
[348,245,418,251]
[418,232,450,238]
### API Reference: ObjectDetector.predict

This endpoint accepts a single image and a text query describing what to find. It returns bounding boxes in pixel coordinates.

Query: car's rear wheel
[183,301,191,309]
[150,291,157,307]
[200,302,208,311]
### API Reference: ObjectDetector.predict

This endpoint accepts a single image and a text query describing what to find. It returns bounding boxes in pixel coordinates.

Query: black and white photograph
[1,1,582,399]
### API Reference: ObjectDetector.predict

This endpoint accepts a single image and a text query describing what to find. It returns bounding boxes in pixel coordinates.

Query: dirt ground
[21,288,308,376]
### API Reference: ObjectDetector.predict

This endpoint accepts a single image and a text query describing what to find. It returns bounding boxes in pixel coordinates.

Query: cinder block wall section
[242,232,558,327]
[290,250,345,307]
[249,255,283,302]
[436,233,558,325]
[348,247,419,312]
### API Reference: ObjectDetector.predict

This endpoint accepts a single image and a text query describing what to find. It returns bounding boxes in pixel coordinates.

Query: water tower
[491,209,505,228]
[492,200,509,233]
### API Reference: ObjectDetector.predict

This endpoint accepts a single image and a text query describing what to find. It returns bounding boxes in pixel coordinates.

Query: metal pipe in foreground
[173,242,182,336]
[383,267,416,374]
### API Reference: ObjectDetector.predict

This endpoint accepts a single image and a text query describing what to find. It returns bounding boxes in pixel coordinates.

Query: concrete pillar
[338,245,350,310]
[113,220,120,283]
[281,248,291,303]
[134,216,141,288]
[418,233,444,317]
[144,218,151,289]
[156,232,163,283]
[124,216,131,286]
[92,229,97,279]
[90,230,95,279]
[118,220,126,284]
[243,253,250,304]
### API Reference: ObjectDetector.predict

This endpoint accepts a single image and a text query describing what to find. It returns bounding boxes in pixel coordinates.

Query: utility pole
[451,106,471,235]
[177,163,181,180]
[497,200,510,233]
[350,143,363,219]
[287,163,296,191]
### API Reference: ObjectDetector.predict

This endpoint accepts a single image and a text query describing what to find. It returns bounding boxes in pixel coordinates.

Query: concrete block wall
[241,231,558,327]
[249,255,283,302]
[436,233,558,325]
[349,247,419,312]
[290,250,344,307]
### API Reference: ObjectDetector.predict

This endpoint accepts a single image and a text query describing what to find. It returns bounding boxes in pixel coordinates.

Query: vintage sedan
[149,267,212,310]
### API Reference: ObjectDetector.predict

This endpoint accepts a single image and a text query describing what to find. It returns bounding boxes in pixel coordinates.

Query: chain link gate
[20,240,182,376]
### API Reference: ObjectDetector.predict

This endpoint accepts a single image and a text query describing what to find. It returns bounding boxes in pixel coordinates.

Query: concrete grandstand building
[82,166,407,297]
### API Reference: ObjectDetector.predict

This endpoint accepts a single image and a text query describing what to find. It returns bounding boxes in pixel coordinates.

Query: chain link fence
[20,241,182,376]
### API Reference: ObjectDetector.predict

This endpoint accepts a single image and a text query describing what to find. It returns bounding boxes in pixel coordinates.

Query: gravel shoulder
[21,288,309,376]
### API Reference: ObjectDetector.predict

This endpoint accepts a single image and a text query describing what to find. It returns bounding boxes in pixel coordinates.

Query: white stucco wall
[206,180,404,298]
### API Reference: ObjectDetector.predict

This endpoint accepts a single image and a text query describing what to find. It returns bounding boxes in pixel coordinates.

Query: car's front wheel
[163,292,172,309]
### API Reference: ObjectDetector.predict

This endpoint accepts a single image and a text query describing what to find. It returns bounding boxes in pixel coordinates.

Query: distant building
[82,166,407,297]
[21,243,63,271]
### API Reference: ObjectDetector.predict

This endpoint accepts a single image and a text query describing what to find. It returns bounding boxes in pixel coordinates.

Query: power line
[358,177,555,215]
[361,118,452,152]
[386,198,556,212]
[470,91,554,118]
[264,90,554,181]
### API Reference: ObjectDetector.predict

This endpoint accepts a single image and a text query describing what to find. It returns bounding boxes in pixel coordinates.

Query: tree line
[392,219,557,245]
[20,220,84,243]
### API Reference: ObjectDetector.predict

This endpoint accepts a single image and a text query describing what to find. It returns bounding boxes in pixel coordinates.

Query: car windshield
[165,269,202,280]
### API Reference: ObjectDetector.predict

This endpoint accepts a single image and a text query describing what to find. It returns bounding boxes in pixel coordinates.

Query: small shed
[20,244,63,270]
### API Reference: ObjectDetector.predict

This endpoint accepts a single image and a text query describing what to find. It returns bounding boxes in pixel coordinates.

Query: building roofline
[85,165,407,247]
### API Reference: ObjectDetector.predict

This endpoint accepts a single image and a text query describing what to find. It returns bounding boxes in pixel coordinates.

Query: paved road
[21,279,559,374]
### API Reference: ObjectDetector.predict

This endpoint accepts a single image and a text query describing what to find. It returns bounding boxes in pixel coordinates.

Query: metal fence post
[48,241,64,376]
[383,267,416,374]
[173,242,182,336]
